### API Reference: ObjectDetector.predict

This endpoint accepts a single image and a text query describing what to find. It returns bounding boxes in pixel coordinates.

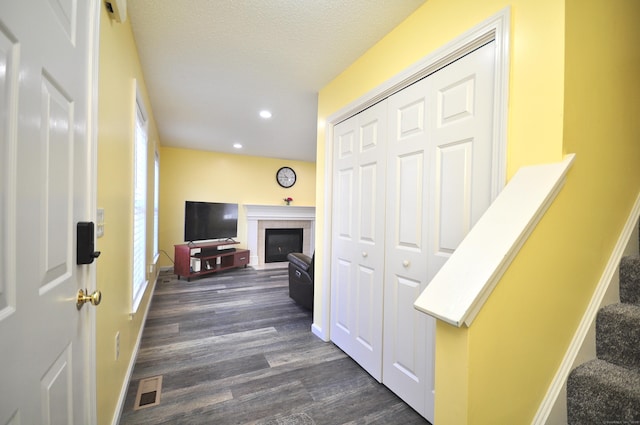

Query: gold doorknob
[77,288,102,309]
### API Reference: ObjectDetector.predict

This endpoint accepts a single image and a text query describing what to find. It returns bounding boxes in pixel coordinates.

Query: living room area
[95,3,327,422]
[90,0,640,423]
[158,146,317,272]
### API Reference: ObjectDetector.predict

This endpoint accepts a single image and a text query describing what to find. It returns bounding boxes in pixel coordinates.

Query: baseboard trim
[311,322,328,342]
[532,192,640,424]
[111,279,158,425]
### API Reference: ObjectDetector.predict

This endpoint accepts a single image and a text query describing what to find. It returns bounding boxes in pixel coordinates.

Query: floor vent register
[134,375,163,410]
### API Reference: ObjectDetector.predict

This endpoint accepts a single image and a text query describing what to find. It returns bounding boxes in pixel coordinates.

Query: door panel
[332,119,357,340]
[397,99,425,139]
[331,100,387,381]
[41,346,73,424]
[396,152,425,248]
[359,163,377,241]
[0,23,17,317]
[427,41,496,280]
[0,1,95,423]
[436,139,473,253]
[41,75,74,287]
[391,275,422,379]
[355,265,376,350]
[384,42,496,422]
[438,75,475,125]
[334,258,351,333]
[336,168,354,238]
[385,76,431,417]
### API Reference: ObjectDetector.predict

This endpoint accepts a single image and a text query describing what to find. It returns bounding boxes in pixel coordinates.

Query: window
[132,89,148,312]
[153,151,159,261]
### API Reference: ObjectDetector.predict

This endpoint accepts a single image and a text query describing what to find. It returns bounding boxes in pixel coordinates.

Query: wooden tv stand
[174,241,249,281]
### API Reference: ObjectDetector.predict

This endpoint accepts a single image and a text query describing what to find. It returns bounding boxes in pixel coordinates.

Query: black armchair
[286,252,314,310]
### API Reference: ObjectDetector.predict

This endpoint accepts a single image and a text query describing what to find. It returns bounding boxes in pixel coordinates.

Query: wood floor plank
[119,267,430,425]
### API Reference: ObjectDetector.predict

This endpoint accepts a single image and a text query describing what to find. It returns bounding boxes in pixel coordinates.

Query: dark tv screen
[184,201,238,242]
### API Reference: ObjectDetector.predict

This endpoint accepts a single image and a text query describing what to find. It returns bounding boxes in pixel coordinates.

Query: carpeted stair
[567,254,640,424]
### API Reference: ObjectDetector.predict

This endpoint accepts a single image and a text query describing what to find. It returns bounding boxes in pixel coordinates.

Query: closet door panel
[426,41,496,279]
[355,264,376,350]
[333,258,352,334]
[358,163,377,242]
[331,118,357,350]
[397,99,425,139]
[384,77,432,417]
[435,140,473,253]
[332,117,356,347]
[330,100,387,382]
[395,152,425,248]
[389,275,425,379]
[336,168,354,239]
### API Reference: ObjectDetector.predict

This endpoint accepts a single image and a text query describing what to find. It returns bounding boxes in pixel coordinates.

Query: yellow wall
[158,147,316,267]
[317,0,640,423]
[96,7,160,424]
[457,1,640,422]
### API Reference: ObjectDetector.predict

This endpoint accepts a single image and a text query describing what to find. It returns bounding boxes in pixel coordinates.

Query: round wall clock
[276,166,296,188]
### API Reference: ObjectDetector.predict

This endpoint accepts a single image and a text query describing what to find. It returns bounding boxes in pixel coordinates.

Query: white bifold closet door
[330,100,388,381]
[383,41,496,419]
[331,41,496,422]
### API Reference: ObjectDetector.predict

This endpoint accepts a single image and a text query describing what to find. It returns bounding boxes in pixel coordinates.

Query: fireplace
[244,205,315,267]
[264,228,303,263]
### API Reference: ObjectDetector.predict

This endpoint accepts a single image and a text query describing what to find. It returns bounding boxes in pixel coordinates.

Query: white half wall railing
[414,154,576,327]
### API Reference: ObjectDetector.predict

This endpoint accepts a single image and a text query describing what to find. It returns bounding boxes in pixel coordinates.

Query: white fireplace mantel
[244,205,316,266]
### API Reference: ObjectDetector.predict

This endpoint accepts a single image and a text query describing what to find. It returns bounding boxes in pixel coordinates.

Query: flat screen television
[184,201,238,242]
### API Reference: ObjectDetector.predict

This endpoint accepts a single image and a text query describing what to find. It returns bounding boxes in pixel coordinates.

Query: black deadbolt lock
[77,222,101,265]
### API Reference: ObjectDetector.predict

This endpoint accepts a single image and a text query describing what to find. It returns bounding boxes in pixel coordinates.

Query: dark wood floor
[119,266,430,425]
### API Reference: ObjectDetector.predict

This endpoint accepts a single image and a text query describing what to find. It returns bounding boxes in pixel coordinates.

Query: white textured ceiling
[127,0,426,162]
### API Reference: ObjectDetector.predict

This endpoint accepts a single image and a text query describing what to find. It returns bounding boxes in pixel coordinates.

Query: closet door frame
[315,7,511,341]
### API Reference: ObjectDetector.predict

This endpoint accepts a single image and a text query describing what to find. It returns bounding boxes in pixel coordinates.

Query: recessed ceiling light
[259,110,272,119]
[233,143,242,149]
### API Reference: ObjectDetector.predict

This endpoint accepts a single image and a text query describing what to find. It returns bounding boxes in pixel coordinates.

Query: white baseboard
[532,192,640,424]
[312,322,329,342]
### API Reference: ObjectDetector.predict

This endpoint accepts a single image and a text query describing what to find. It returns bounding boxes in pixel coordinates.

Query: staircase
[567,249,640,424]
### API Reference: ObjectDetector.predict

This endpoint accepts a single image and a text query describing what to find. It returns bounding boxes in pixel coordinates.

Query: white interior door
[0,1,97,423]
[330,100,387,381]
[383,41,495,422]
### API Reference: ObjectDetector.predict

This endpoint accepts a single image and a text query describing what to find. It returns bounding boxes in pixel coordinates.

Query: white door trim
[314,7,510,341]
[86,0,100,422]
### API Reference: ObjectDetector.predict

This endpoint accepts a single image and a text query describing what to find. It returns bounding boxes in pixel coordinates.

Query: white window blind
[132,97,148,312]
[153,151,159,259]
